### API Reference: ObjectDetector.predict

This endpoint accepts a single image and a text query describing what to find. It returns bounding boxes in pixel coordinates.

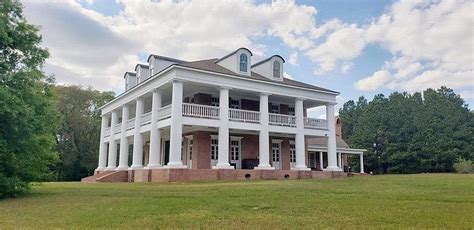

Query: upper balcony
[104,103,327,137]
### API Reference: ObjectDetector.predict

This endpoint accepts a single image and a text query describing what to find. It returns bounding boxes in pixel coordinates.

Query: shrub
[453,158,473,174]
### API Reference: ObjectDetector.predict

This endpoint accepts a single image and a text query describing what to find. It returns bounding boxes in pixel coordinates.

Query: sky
[21,0,473,118]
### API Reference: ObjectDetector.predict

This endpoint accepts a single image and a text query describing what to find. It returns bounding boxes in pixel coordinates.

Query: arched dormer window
[239,54,248,72]
[273,60,281,78]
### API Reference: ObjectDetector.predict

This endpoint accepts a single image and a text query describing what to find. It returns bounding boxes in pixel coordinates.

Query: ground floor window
[211,139,218,160]
[290,143,296,163]
[230,140,240,160]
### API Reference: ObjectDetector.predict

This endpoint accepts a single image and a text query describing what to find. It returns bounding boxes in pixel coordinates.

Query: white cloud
[283,72,294,80]
[289,52,298,66]
[307,95,345,119]
[355,70,391,91]
[341,62,353,73]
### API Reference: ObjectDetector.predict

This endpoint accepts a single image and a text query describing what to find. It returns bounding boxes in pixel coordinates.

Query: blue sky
[22,0,473,116]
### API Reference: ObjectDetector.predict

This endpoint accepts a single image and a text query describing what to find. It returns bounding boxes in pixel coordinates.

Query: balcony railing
[126,118,135,130]
[182,103,219,119]
[269,113,297,127]
[158,104,172,120]
[114,124,121,134]
[229,108,260,123]
[104,127,110,136]
[304,117,328,129]
[141,112,152,126]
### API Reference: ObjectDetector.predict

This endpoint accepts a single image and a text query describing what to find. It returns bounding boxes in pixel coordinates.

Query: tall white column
[106,110,119,170]
[118,105,130,170]
[319,151,323,170]
[213,87,233,169]
[360,154,365,173]
[293,98,310,170]
[97,114,109,170]
[324,103,341,171]
[256,93,273,169]
[338,152,342,169]
[148,89,162,168]
[131,97,144,169]
[167,80,185,168]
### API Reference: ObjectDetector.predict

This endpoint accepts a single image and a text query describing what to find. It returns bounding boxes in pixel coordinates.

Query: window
[231,140,240,160]
[211,139,218,160]
[271,104,279,114]
[230,99,240,109]
[239,54,248,72]
[273,60,281,78]
[189,139,193,160]
[211,97,220,107]
[288,107,295,116]
[272,143,280,161]
[290,143,296,163]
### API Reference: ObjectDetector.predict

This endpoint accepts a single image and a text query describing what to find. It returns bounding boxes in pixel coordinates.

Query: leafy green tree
[0,0,60,197]
[53,86,114,181]
[340,87,474,174]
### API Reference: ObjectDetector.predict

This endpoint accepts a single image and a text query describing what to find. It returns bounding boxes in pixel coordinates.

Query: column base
[117,166,130,170]
[291,165,311,171]
[96,167,106,171]
[146,164,163,169]
[130,165,144,169]
[254,164,275,170]
[212,164,235,169]
[164,162,187,168]
[105,167,117,171]
[323,166,343,172]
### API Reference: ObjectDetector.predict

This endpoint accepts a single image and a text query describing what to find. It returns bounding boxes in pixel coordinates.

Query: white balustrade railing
[182,103,219,119]
[104,127,111,136]
[141,112,152,126]
[158,104,172,120]
[304,117,328,129]
[269,113,297,127]
[126,118,135,130]
[114,124,122,134]
[229,108,260,123]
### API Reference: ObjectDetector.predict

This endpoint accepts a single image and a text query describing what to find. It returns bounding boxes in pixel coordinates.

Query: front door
[230,139,241,169]
[272,142,281,170]
[289,142,296,169]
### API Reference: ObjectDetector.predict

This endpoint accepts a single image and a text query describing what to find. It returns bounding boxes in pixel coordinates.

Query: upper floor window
[211,97,220,107]
[273,61,280,78]
[239,54,248,72]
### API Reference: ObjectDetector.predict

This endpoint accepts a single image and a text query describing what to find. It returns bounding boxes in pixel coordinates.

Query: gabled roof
[251,55,285,68]
[307,137,350,148]
[134,64,149,71]
[123,71,136,79]
[215,47,253,63]
[177,59,338,94]
[147,54,186,63]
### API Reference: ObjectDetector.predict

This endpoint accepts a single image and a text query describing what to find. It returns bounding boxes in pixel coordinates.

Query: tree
[340,87,474,174]
[0,0,60,197]
[53,86,114,181]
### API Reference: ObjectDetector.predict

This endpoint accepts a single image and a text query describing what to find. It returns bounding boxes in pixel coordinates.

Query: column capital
[219,86,231,91]
[259,92,271,97]
[295,97,305,102]
[151,87,162,93]
[326,102,337,106]
[171,78,185,84]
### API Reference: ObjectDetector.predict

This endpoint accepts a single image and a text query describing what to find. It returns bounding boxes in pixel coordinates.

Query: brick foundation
[86,169,347,183]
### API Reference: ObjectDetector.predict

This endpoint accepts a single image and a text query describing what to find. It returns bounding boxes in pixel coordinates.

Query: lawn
[0,174,473,229]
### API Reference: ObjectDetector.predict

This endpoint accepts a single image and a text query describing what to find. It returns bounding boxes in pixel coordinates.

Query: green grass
[0,174,473,229]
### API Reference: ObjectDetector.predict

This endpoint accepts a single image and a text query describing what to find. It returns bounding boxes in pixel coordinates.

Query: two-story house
[84,48,365,183]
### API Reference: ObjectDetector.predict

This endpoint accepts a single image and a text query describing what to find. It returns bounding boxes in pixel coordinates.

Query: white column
[97,114,109,170]
[148,89,162,168]
[256,93,273,169]
[131,98,144,169]
[319,151,323,170]
[360,154,365,173]
[117,105,130,170]
[213,87,233,169]
[338,152,342,169]
[106,110,119,170]
[293,98,309,170]
[324,103,341,171]
[167,80,186,168]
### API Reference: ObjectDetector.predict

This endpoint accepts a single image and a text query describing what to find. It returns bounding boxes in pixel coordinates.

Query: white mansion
[88,48,365,182]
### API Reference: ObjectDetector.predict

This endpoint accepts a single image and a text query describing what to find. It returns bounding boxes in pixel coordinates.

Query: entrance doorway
[230,137,242,169]
[163,140,170,166]
[272,141,282,170]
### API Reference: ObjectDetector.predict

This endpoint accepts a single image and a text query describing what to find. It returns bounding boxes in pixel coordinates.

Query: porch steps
[81,171,128,183]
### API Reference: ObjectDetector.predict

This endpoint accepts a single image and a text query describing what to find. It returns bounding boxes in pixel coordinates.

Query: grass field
[0,174,473,229]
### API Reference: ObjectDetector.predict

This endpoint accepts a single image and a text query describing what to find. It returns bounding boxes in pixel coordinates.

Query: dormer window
[239,54,248,72]
[273,61,281,78]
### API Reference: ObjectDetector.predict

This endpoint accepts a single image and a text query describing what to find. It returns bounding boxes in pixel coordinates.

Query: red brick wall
[241,99,259,111]
[241,134,259,160]
[193,131,212,169]
[194,93,212,105]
